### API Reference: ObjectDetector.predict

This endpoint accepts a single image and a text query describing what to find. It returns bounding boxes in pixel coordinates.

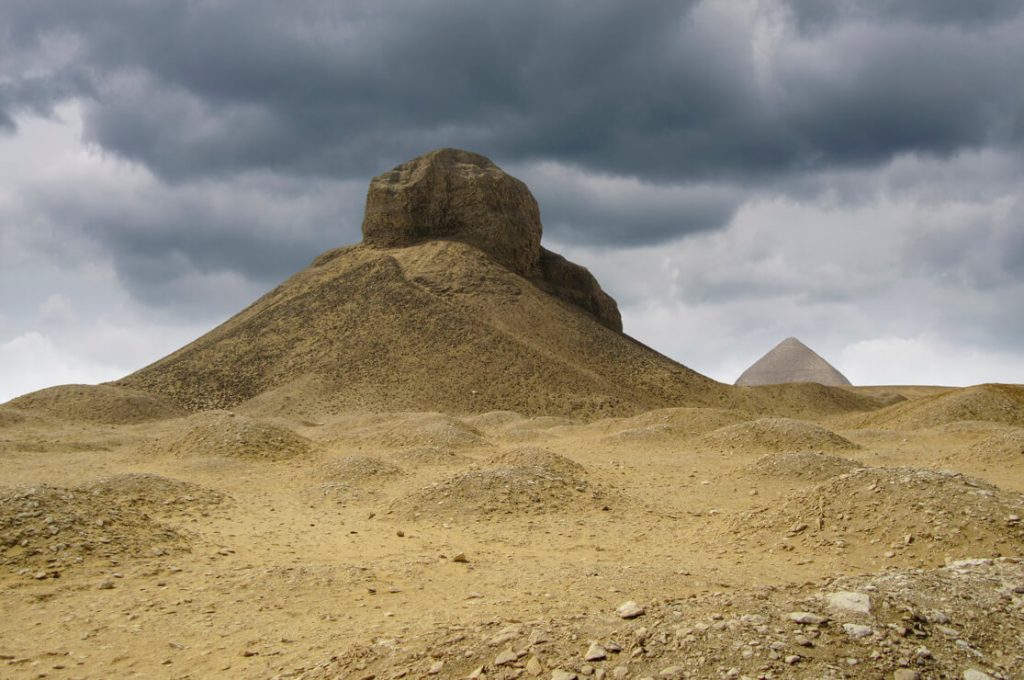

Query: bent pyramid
[735,337,852,387]
[116,148,728,418]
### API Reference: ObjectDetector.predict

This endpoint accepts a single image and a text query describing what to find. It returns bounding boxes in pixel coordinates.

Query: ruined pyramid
[735,337,852,387]
[116,149,729,418]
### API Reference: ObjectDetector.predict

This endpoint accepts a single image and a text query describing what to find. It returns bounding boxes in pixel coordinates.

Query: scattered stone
[827,591,872,615]
[843,623,874,638]
[452,552,469,563]
[495,648,518,666]
[526,656,543,676]
[585,642,608,662]
[551,671,578,680]
[617,601,645,619]
[426,659,444,674]
[784,655,801,665]
[98,578,115,590]
[893,670,920,680]
[788,612,826,625]
[962,670,994,680]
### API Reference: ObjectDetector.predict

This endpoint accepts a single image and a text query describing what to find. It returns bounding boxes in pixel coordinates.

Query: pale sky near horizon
[2,1,1024,403]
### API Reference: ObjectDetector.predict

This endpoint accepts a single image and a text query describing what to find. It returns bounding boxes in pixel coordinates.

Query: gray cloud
[2,1,1021,187]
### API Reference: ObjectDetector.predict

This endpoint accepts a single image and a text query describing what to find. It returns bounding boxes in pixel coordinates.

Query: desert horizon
[3,4,1024,680]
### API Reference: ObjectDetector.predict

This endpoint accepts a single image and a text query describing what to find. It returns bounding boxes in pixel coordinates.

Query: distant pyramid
[735,337,852,387]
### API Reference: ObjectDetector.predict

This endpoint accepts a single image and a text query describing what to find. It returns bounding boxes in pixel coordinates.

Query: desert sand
[1,150,1022,680]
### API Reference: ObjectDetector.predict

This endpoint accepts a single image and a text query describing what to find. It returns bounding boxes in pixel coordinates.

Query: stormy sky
[2,0,1023,401]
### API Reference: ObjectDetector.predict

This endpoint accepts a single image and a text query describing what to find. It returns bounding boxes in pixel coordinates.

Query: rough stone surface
[827,591,872,615]
[361,148,622,331]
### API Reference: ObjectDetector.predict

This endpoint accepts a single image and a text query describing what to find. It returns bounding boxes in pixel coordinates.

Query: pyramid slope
[117,241,728,418]
[735,337,852,387]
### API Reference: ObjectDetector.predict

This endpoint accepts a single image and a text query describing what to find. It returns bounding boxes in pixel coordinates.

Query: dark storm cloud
[3,0,1021,187]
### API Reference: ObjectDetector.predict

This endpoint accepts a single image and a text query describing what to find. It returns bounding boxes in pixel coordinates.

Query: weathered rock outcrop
[362,148,622,331]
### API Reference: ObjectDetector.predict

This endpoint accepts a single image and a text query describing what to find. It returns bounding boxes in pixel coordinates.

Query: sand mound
[5,384,186,424]
[0,474,222,571]
[390,450,602,519]
[387,445,471,467]
[741,451,865,483]
[699,417,859,453]
[322,412,486,450]
[460,411,524,431]
[487,446,585,477]
[320,455,405,485]
[165,411,312,460]
[735,467,1024,564]
[84,473,227,511]
[840,383,1024,431]
[0,407,27,428]
[952,427,1024,463]
[601,407,750,444]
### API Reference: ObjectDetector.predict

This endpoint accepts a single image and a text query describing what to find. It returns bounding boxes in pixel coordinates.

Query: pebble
[98,578,115,590]
[526,656,543,676]
[843,623,874,638]
[611,668,629,679]
[452,552,469,563]
[551,671,578,680]
[893,670,919,680]
[426,660,444,674]
[827,591,872,615]
[617,601,645,619]
[585,642,608,662]
[659,667,683,679]
[784,655,800,665]
[962,670,994,680]
[495,648,518,666]
[788,612,826,625]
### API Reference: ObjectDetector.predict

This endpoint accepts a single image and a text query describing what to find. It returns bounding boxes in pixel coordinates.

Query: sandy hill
[107,149,761,419]
[736,336,852,386]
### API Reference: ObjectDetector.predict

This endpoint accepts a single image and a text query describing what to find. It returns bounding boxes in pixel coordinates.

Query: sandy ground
[1,396,1023,680]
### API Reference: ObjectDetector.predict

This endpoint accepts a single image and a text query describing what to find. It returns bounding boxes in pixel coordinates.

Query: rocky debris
[320,455,405,485]
[0,474,222,570]
[361,148,621,331]
[700,417,859,453]
[742,451,865,483]
[322,412,487,450]
[827,591,872,615]
[733,466,1024,566]
[164,411,312,460]
[292,558,1024,680]
[735,337,852,387]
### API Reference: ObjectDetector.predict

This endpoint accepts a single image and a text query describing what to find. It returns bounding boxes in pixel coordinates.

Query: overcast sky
[2,0,1024,402]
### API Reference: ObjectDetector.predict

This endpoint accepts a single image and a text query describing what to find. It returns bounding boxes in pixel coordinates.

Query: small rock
[452,552,469,563]
[843,623,874,638]
[788,612,826,625]
[659,667,684,678]
[611,668,629,679]
[893,670,919,680]
[551,671,578,680]
[495,648,518,666]
[794,635,813,647]
[784,655,801,665]
[526,656,543,676]
[426,660,444,674]
[962,670,994,680]
[241,650,258,657]
[33,571,47,580]
[586,642,608,662]
[827,591,872,615]
[98,578,115,590]
[617,601,645,619]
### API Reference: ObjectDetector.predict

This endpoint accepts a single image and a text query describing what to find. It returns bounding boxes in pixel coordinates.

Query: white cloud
[0,332,120,402]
